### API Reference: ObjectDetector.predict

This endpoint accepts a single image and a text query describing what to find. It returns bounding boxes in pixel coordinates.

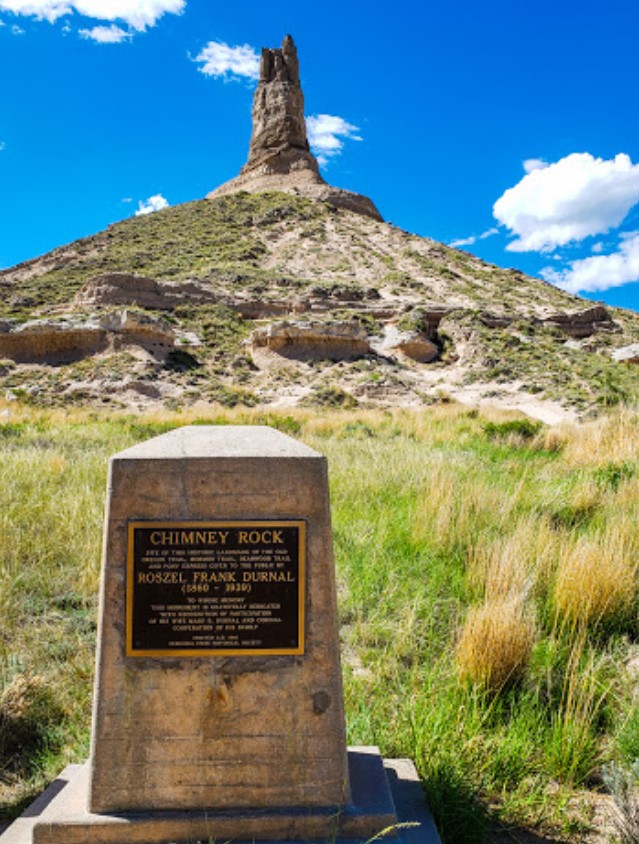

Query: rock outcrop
[251,320,371,360]
[613,344,639,363]
[373,325,439,363]
[208,36,382,222]
[543,305,617,338]
[0,311,174,364]
[74,274,219,311]
[244,35,317,179]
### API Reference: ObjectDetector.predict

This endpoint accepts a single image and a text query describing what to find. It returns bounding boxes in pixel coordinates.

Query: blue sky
[1,0,639,312]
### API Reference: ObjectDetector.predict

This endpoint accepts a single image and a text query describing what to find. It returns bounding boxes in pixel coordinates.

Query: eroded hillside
[1,192,638,419]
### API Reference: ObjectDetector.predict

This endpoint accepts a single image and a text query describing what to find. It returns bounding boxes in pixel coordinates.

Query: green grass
[1,405,639,842]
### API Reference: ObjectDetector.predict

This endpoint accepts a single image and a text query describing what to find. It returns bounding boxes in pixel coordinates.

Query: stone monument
[208,35,383,222]
[1,425,440,844]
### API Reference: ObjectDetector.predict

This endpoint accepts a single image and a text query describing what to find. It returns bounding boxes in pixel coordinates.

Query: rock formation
[251,320,371,360]
[208,36,382,221]
[0,310,174,364]
[613,343,639,364]
[74,273,220,311]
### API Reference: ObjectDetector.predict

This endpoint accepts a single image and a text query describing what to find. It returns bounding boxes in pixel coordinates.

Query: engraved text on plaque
[126,521,305,656]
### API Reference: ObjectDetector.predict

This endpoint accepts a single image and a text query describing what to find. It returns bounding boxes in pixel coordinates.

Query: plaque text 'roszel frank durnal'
[126,521,305,657]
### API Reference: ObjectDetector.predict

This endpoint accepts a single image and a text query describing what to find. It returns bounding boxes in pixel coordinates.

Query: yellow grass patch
[456,596,536,690]
[553,530,638,628]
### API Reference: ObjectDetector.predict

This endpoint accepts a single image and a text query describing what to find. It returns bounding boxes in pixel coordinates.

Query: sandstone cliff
[208,36,382,222]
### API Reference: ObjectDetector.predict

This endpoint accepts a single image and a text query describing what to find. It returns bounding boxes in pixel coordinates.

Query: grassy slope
[1,405,638,842]
[1,192,639,413]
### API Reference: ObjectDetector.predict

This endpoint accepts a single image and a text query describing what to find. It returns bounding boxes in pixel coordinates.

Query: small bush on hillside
[301,386,358,409]
[483,419,542,442]
[593,460,636,491]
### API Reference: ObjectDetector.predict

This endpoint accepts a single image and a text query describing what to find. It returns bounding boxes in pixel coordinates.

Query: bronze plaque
[126,521,305,657]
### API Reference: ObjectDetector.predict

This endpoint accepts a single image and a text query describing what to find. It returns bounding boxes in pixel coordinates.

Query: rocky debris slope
[208,36,382,222]
[0,191,638,417]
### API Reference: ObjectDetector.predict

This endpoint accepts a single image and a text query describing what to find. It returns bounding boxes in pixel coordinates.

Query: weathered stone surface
[251,320,371,360]
[0,752,443,844]
[0,311,174,364]
[392,335,439,363]
[613,343,639,363]
[74,273,218,310]
[372,325,439,363]
[89,427,350,813]
[244,34,317,178]
[0,317,107,363]
[543,304,617,338]
[208,36,382,222]
[99,309,174,353]
[230,298,307,319]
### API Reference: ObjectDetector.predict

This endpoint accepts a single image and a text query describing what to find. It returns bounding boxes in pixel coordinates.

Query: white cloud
[11,22,24,31]
[493,152,639,253]
[0,141,5,151]
[75,0,184,30]
[135,193,169,216]
[523,158,547,173]
[541,232,639,293]
[0,0,68,21]
[449,235,476,248]
[194,41,260,81]
[591,242,604,254]
[306,114,362,166]
[0,0,184,29]
[449,227,499,248]
[79,23,130,41]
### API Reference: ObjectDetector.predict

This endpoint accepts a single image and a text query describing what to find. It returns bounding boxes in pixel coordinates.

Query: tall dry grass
[456,596,536,690]
[553,527,638,630]
[411,464,507,553]
[563,409,639,467]
[2,403,639,841]
[545,635,612,783]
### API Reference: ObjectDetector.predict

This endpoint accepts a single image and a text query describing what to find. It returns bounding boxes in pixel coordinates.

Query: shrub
[593,460,636,491]
[301,386,358,409]
[483,418,542,442]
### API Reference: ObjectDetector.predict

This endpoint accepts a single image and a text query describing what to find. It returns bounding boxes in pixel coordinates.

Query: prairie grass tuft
[553,530,638,631]
[545,638,610,784]
[456,597,536,690]
[467,518,552,602]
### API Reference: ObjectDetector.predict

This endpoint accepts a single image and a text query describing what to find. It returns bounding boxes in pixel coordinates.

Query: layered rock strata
[251,320,371,360]
[208,36,382,221]
[0,311,174,364]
